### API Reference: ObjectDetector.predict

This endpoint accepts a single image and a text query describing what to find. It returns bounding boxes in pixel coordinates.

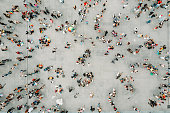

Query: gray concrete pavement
[0,0,169,112]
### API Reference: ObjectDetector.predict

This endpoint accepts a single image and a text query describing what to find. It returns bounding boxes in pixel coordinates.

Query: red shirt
[158,1,162,4]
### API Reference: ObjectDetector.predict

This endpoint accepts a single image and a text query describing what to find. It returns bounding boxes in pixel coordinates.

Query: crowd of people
[0,0,169,112]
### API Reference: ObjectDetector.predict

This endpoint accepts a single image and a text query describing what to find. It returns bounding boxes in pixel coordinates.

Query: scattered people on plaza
[0,0,169,112]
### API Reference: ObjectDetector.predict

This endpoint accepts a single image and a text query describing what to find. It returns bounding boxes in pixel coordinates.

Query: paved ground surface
[0,0,169,112]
